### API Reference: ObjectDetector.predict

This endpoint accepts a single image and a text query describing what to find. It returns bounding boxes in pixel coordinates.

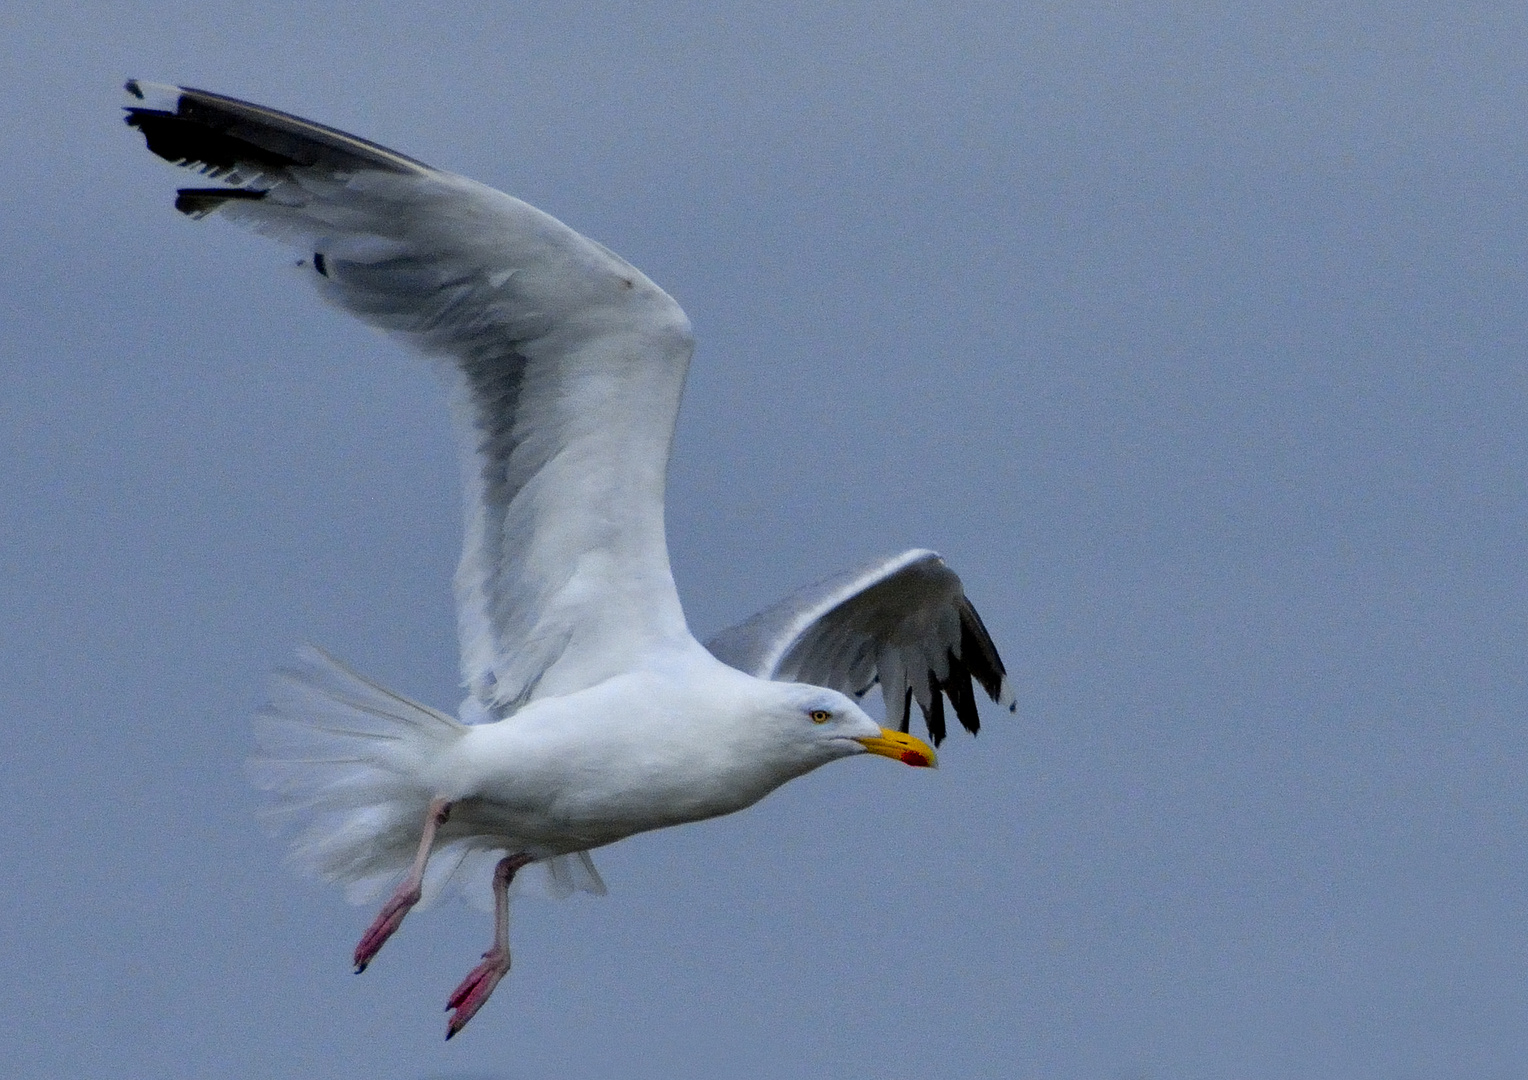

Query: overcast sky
[4,3,1527,1078]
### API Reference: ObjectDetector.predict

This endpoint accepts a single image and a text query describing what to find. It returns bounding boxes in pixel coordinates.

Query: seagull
[123,80,1015,1038]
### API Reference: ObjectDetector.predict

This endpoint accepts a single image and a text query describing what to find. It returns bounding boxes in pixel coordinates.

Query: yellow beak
[854,727,937,768]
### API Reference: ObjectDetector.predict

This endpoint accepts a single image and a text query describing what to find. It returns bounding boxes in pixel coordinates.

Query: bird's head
[763,683,937,771]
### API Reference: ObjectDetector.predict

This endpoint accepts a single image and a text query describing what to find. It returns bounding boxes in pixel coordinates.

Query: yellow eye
[809,709,832,723]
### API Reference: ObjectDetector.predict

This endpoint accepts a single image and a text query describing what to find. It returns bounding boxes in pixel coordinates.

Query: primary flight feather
[123,80,1014,1038]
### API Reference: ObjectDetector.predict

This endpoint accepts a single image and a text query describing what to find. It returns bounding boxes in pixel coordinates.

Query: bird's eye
[809,709,832,723]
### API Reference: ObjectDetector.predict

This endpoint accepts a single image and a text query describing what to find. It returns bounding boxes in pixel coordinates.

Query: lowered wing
[706,550,1014,745]
[125,81,696,717]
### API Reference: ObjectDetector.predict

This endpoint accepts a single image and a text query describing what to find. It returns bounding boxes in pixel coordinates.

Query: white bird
[123,81,1015,1038]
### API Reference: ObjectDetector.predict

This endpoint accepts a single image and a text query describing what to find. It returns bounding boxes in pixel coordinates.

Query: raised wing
[705,550,1014,745]
[125,81,696,716]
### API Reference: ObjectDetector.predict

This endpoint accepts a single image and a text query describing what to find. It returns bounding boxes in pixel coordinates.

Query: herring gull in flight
[123,80,1015,1038]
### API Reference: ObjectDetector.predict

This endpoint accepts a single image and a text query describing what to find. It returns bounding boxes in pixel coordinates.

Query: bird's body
[440,650,871,853]
[125,80,1014,1037]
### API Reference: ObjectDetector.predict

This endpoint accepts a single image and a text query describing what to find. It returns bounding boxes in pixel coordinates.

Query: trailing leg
[445,851,534,1039]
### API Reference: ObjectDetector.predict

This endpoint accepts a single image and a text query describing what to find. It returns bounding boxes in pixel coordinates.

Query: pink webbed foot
[445,945,510,1040]
[353,885,421,973]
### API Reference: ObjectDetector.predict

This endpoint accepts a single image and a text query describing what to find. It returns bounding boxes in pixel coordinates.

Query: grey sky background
[3,2,1526,1077]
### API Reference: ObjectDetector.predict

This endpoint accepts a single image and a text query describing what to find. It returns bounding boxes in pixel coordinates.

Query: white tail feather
[250,647,606,907]
[250,647,466,899]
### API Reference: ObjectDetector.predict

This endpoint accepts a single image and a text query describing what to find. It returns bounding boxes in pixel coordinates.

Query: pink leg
[444,851,534,1040]
[352,797,451,974]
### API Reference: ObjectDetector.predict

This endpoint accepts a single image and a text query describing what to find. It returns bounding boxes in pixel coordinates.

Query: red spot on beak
[900,749,929,766]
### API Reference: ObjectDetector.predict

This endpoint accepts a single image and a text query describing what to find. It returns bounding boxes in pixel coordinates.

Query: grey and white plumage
[124,80,1014,1033]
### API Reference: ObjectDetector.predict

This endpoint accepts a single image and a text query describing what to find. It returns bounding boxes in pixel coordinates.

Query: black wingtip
[957,597,1009,704]
[125,103,299,180]
[173,186,268,218]
[944,654,982,736]
[124,79,144,100]
[922,678,947,747]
